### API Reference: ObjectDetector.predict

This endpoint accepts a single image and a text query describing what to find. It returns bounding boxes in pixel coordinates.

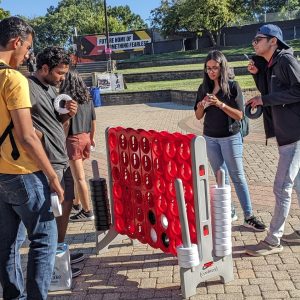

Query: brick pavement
[2,102,300,300]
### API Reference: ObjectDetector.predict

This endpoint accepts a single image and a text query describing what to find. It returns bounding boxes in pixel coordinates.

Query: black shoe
[70,209,95,222]
[70,252,85,264]
[72,267,81,278]
[71,204,82,214]
[243,215,267,232]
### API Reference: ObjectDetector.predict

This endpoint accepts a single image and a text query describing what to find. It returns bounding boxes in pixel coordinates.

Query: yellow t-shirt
[0,61,39,174]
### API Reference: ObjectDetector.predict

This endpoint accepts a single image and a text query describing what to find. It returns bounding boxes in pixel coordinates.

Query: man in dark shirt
[245,24,300,256]
[28,46,84,277]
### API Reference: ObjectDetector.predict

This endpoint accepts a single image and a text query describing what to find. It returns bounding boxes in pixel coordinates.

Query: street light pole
[104,0,112,72]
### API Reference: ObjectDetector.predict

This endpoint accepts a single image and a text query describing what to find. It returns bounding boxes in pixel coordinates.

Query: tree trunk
[206,30,216,47]
[216,31,221,47]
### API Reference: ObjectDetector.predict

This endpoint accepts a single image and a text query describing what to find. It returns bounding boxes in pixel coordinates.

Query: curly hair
[0,17,35,47]
[201,50,233,98]
[36,46,71,71]
[59,69,90,104]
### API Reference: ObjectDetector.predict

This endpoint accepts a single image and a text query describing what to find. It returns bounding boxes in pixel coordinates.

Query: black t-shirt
[68,100,96,136]
[194,81,244,138]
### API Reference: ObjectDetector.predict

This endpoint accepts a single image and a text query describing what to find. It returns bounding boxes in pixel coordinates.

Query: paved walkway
[3,102,300,300]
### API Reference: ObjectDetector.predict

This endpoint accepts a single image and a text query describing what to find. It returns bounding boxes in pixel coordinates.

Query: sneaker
[70,252,85,264]
[69,209,95,222]
[71,267,82,278]
[245,240,283,256]
[243,215,267,232]
[231,207,238,222]
[71,204,82,214]
[281,230,300,243]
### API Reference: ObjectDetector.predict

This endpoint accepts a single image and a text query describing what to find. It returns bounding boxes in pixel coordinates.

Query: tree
[0,1,10,20]
[28,0,146,52]
[151,0,237,46]
[108,5,147,31]
[150,0,181,37]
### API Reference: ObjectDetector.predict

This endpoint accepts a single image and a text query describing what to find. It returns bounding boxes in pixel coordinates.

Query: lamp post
[104,0,112,72]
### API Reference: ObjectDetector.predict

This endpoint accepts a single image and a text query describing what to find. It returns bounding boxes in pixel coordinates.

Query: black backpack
[228,81,249,139]
[0,63,20,160]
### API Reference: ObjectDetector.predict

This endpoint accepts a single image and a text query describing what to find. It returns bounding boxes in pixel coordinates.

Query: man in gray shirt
[28,46,83,277]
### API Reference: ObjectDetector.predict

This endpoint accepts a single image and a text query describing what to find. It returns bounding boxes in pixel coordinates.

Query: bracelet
[219,102,225,109]
[67,112,73,118]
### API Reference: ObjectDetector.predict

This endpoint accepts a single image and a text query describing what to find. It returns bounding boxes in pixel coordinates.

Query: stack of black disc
[89,178,111,231]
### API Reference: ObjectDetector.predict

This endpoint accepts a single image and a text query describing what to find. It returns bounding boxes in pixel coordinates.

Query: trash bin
[90,87,101,107]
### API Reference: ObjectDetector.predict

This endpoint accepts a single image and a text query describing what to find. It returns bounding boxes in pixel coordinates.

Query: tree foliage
[0,0,10,20]
[151,0,237,46]
[109,5,147,31]
[27,0,146,53]
[151,0,300,47]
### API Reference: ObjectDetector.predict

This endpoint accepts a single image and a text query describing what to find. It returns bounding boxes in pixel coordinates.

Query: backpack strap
[0,63,20,160]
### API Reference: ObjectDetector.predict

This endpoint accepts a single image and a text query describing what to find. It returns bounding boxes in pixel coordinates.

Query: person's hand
[90,138,95,148]
[65,100,78,117]
[49,176,64,204]
[34,128,43,140]
[246,95,263,108]
[197,95,212,109]
[206,94,224,108]
[247,59,259,74]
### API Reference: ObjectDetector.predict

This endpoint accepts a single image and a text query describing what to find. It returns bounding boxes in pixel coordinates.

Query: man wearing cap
[246,24,300,256]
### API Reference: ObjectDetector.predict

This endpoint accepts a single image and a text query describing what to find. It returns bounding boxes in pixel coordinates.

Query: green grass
[118,60,248,74]
[122,39,300,63]
[113,39,300,93]
[125,75,255,92]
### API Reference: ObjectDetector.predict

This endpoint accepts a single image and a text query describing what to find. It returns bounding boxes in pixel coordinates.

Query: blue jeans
[265,140,300,246]
[204,132,253,218]
[0,171,57,300]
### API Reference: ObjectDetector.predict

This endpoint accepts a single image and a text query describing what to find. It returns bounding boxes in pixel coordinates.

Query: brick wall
[99,89,259,107]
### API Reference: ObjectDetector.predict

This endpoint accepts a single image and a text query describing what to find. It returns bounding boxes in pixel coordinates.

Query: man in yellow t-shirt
[0,17,63,299]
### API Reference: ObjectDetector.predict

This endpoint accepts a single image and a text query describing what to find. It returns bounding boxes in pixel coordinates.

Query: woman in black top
[194,50,266,231]
[60,70,96,222]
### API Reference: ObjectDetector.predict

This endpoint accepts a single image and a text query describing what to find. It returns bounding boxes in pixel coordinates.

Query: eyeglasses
[20,39,32,52]
[205,66,220,73]
[252,36,271,45]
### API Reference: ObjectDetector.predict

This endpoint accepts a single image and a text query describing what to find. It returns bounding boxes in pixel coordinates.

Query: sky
[1,0,161,24]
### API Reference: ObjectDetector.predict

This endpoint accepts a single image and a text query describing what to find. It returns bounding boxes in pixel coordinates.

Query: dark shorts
[55,166,74,202]
[66,133,91,160]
